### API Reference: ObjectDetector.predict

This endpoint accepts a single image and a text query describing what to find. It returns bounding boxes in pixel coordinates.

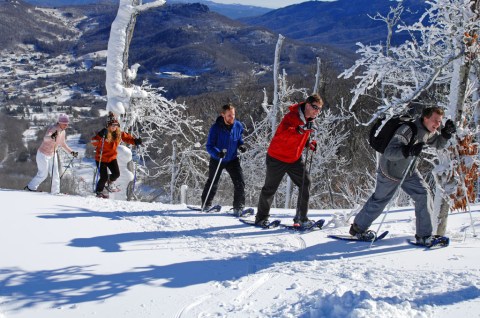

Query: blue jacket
[206,116,244,162]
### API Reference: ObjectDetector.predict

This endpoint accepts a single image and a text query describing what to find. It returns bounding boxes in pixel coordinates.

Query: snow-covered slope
[0,189,479,317]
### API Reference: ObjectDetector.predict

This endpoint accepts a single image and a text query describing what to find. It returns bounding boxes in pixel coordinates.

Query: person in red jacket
[91,113,142,198]
[255,94,323,227]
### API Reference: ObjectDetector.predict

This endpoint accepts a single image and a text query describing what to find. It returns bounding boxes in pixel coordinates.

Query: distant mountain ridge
[0,0,78,51]
[21,0,115,6]
[22,0,272,19]
[0,0,353,101]
[241,0,428,51]
[124,2,353,96]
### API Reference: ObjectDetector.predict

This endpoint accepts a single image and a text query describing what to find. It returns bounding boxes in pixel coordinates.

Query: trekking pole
[50,145,57,193]
[201,149,225,212]
[60,155,76,180]
[93,136,106,192]
[295,146,313,220]
[370,155,418,248]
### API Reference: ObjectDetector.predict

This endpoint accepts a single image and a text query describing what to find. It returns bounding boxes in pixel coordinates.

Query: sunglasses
[109,123,119,127]
[310,103,322,111]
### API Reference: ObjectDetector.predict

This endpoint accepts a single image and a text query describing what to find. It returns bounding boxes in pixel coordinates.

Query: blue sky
[210,0,334,9]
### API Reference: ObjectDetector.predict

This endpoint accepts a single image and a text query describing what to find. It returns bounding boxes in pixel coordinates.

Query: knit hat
[58,113,69,124]
[106,112,119,126]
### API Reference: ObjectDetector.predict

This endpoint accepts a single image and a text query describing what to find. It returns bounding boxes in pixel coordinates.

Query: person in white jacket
[25,114,78,194]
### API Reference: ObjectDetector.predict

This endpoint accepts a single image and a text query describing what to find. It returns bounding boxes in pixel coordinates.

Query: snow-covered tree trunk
[284,178,292,209]
[271,34,285,135]
[104,0,165,200]
[171,140,177,204]
[270,34,292,208]
[313,57,321,94]
[435,2,479,235]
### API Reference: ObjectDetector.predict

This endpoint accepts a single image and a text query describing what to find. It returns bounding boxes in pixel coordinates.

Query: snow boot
[232,206,245,217]
[349,223,376,240]
[96,191,109,199]
[255,219,270,228]
[415,235,434,247]
[293,218,314,228]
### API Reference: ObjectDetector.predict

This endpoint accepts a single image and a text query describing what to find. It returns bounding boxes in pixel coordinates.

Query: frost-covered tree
[102,0,166,200]
[103,0,208,203]
[106,0,165,115]
[126,83,205,202]
[339,0,480,235]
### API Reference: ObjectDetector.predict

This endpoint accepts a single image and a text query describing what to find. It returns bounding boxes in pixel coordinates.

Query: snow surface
[1,189,479,318]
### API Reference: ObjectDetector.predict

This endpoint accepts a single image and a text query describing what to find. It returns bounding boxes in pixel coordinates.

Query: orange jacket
[267,103,311,163]
[92,131,136,163]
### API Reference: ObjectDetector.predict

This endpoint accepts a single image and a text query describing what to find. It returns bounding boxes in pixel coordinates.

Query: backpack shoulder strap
[395,120,417,146]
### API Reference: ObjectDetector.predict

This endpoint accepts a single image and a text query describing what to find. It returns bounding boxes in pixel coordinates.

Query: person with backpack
[349,106,456,246]
[254,94,323,228]
[25,114,78,194]
[92,113,142,198]
[201,103,246,214]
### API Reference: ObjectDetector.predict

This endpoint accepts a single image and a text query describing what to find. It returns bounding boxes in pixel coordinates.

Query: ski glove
[218,149,227,159]
[98,128,108,138]
[238,144,247,153]
[71,151,78,158]
[441,119,456,139]
[51,130,58,140]
[309,140,317,152]
[402,142,424,158]
[134,138,142,146]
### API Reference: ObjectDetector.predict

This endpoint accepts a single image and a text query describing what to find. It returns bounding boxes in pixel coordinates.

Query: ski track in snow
[234,272,278,303]
[175,294,212,318]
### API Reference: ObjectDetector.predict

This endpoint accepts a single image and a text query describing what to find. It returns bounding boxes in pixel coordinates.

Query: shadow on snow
[2,236,479,311]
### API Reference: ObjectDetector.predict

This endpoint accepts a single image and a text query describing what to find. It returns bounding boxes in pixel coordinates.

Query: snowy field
[0,189,479,318]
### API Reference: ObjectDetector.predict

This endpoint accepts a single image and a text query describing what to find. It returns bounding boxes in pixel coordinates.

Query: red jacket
[92,131,136,163]
[267,103,311,163]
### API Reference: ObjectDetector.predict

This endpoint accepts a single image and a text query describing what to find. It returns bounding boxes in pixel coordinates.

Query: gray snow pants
[353,170,433,237]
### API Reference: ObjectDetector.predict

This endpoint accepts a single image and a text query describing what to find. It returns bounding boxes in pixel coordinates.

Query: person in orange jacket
[91,113,142,198]
[254,94,323,227]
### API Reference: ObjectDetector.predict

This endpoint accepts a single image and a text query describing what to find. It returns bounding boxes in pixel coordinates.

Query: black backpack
[369,114,417,153]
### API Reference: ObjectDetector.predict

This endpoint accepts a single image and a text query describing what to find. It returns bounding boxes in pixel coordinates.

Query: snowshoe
[231,207,254,217]
[283,219,325,232]
[239,218,281,229]
[328,230,389,242]
[187,205,222,212]
[408,235,449,248]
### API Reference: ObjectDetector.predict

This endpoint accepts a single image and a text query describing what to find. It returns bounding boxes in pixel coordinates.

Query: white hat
[58,113,69,124]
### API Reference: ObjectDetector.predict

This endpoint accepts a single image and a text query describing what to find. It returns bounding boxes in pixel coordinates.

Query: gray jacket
[379,118,449,180]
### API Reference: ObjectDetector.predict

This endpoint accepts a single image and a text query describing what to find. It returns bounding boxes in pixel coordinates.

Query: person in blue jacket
[201,103,246,214]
